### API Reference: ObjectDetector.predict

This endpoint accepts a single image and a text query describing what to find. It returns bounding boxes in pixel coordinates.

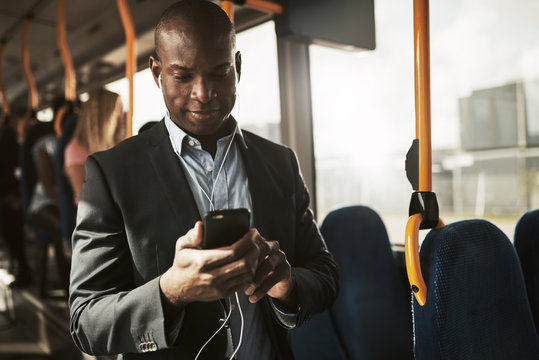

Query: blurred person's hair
[73,88,123,154]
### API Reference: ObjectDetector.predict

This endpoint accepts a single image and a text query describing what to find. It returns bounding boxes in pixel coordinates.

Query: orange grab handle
[244,0,283,15]
[405,213,427,305]
[0,43,9,116]
[405,215,445,306]
[222,1,234,23]
[414,0,432,192]
[57,0,75,101]
[53,105,68,138]
[21,18,38,111]
[117,0,135,138]
[55,0,77,137]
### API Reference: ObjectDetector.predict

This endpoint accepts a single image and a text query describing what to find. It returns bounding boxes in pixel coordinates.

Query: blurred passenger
[64,89,124,204]
[25,112,71,293]
[53,98,80,246]
[0,109,32,286]
[18,109,54,217]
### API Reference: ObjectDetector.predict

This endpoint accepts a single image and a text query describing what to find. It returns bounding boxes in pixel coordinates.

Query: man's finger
[247,269,284,303]
[245,254,279,296]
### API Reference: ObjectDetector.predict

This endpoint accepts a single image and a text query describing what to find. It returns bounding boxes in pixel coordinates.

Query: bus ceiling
[0,0,274,110]
[0,0,375,112]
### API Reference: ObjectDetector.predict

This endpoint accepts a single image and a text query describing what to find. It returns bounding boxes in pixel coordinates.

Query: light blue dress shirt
[165,114,278,359]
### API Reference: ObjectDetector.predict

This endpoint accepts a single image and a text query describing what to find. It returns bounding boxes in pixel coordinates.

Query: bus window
[235,21,281,143]
[106,69,166,135]
[311,0,539,243]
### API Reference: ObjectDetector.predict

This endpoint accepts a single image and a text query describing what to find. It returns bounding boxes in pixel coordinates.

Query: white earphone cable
[169,123,237,211]
[194,297,234,360]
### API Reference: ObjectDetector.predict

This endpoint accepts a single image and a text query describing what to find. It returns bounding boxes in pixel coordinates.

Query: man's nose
[191,77,216,103]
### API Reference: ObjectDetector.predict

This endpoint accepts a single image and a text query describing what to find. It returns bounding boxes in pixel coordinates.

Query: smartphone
[202,208,251,249]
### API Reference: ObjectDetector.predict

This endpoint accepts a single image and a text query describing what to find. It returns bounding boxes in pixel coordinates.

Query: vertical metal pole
[117,0,136,138]
[277,36,317,216]
[414,0,432,192]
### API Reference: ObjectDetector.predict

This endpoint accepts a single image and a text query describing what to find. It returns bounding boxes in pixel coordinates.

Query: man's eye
[173,74,191,81]
[213,72,229,78]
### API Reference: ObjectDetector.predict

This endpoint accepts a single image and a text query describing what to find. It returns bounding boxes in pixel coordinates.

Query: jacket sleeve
[287,148,339,327]
[69,155,176,355]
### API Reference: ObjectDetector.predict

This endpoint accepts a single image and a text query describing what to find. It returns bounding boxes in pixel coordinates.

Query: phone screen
[202,208,251,249]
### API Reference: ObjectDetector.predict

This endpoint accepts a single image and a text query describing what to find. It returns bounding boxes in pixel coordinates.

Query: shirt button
[207,165,213,172]
[188,140,195,147]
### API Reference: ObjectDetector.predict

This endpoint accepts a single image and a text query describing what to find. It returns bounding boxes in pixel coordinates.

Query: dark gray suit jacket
[69,121,338,359]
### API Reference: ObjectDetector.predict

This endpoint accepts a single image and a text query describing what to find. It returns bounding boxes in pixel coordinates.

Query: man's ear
[149,55,162,88]
[235,51,242,83]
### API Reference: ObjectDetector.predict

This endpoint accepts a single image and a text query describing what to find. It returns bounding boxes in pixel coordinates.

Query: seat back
[413,220,539,360]
[291,206,413,360]
[514,210,539,332]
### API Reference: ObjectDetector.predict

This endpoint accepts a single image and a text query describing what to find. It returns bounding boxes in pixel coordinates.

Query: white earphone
[158,74,162,88]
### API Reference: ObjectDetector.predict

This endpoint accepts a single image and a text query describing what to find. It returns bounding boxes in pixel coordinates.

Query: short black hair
[154,0,235,59]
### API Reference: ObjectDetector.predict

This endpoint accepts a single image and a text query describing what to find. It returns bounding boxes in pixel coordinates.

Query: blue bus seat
[514,209,539,333]
[413,219,539,360]
[291,206,414,360]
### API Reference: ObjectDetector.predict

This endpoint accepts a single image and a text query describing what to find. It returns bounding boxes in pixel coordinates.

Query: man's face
[150,25,240,136]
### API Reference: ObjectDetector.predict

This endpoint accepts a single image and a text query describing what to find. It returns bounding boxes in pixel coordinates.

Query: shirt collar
[164,111,247,156]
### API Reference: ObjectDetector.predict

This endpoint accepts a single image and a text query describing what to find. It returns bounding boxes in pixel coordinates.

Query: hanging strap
[55,0,77,137]
[117,0,136,138]
[21,18,38,112]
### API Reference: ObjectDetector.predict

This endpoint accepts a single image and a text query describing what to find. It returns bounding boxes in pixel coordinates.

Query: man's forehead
[157,23,234,54]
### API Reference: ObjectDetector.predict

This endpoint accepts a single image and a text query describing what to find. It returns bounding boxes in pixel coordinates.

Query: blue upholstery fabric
[291,206,414,360]
[54,112,78,242]
[514,210,539,333]
[413,220,539,360]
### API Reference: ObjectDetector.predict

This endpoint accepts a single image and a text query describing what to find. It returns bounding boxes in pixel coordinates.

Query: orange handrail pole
[414,0,431,191]
[21,18,38,111]
[244,0,283,15]
[405,213,427,305]
[222,1,234,24]
[56,0,76,137]
[0,42,10,117]
[117,0,135,138]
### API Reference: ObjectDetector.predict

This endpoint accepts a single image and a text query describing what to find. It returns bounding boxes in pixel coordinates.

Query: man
[69,1,338,359]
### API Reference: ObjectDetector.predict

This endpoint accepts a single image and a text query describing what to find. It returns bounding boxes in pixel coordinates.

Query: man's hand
[159,221,262,308]
[244,231,298,311]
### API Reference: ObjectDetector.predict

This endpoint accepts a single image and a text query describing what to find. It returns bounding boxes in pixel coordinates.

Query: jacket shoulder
[91,120,164,168]
[242,130,292,158]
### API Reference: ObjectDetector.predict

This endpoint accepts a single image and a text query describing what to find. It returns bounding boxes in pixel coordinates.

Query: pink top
[64,138,89,168]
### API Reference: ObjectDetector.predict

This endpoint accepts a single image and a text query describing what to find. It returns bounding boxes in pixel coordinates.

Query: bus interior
[0,0,538,359]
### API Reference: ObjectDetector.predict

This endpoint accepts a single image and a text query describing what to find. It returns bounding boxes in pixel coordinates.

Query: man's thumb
[176,221,203,250]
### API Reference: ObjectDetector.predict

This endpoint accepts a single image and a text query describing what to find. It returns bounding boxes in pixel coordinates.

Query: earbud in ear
[158,74,162,88]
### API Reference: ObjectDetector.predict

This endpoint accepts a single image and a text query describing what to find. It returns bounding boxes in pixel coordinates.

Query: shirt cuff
[165,310,185,345]
[268,297,299,329]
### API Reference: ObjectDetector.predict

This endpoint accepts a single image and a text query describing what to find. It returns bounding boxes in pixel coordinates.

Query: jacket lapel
[240,133,285,239]
[146,121,200,272]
